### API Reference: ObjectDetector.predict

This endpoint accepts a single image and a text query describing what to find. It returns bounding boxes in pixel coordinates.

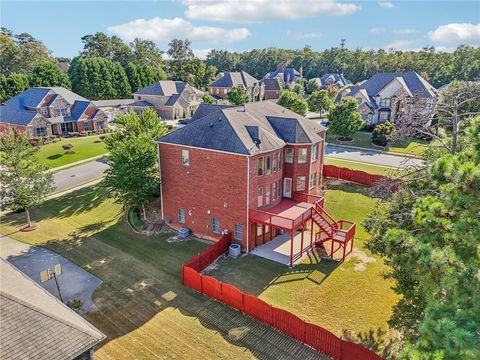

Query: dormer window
[379,98,391,107]
[54,108,68,117]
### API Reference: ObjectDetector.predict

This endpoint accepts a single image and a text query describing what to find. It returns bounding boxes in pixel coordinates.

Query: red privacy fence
[323,164,389,186]
[182,233,382,360]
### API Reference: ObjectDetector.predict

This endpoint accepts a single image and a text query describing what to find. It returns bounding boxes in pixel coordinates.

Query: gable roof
[0,259,105,360]
[134,80,187,96]
[319,73,350,87]
[157,101,325,155]
[261,78,282,91]
[263,67,300,83]
[210,71,259,88]
[186,103,234,124]
[348,71,436,99]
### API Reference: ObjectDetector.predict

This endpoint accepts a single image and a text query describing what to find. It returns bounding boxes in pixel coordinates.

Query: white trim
[246,156,250,253]
[155,141,249,157]
[157,143,164,219]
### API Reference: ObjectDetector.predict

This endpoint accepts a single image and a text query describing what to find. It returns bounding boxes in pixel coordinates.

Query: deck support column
[300,227,304,257]
[262,224,265,244]
[310,219,314,248]
[289,231,294,268]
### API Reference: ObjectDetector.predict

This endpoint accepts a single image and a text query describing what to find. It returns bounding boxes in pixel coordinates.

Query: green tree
[103,109,168,219]
[292,81,305,96]
[124,62,167,93]
[80,32,132,65]
[364,117,480,358]
[277,90,308,115]
[69,57,131,99]
[30,61,72,88]
[205,49,240,72]
[201,93,216,104]
[372,121,395,146]
[0,132,54,229]
[167,38,194,61]
[0,72,29,101]
[307,90,333,117]
[129,38,164,66]
[306,78,320,94]
[228,85,250,105]
[328,98,364,139]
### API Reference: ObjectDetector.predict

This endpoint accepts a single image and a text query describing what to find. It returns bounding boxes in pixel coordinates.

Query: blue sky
[2,1,479,58]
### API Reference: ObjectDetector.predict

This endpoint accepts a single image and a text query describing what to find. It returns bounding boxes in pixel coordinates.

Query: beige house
[336,71,437,126]
[132,81,203,120]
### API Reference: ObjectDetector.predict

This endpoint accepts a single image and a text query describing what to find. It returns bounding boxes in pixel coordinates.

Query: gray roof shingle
[210,71,259,88]
[157,101,325,155]
[0,259,105,360]
[263,67,300,83]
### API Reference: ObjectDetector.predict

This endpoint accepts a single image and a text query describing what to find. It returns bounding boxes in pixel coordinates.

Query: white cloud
[378,2,396,9]
[370,27,386,35]
[286,30,322,40]
[193,48,212,59]
[393,28,416,35]
[107,17,251,44]
[183,0,361,23]
[428,23,480,45]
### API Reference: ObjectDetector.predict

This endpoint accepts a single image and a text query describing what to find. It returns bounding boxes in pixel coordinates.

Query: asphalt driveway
[0,235,102,314]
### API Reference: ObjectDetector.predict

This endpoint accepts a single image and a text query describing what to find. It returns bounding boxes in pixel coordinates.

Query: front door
[283,178,292,198]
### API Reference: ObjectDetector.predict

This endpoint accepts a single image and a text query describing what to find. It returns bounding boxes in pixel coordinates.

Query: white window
[297,176,306,191]
[266,156,271,175]
[277,152,282,170]
[298,148,307,164]
[380,98,391,107]
[311,144,318,162]
[310,172,317,188]
[178,208,186,223]
[234,224,243,240]
[257,187,264,207]
[256,224,263,236]
[181,149,189,166]
[285,148,294,163]
[34,127,47,136]
[258,157,264,176]
[212,218,220,233]
[54,108,68,117]
[96,121,105,130]
[265,185,271,205]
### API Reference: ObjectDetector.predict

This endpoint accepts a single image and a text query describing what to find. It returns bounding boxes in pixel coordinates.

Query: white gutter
[157,143,164,219]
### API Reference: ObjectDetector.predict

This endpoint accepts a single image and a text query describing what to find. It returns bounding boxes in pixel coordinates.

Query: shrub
[99,135,106,140]
[62,143,73,150]
[128,207,147,231]
[64,150,75,155]
[79,131,86,136]
[372,121,395,146]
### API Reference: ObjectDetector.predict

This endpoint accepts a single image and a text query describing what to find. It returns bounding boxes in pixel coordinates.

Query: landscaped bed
[0,185,328,360]
[326,131,428,156]
[206,180,400,357]
[35,135,108,168]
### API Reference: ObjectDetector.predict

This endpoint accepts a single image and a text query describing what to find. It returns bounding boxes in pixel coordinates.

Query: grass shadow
[47,154,63,160]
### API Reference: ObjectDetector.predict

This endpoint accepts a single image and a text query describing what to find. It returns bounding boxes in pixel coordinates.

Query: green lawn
[325,157,402,177]
[0,186,325,360]
[36,135,108,168]
[207,180,400,356]
[326,131,428,156]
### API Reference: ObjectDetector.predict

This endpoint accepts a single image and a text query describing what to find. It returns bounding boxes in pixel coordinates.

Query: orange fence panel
[243,293,273,326]
[271,307,306,343]
[304,323,342,359]
[220,283,244,312]
[182,266,202,293]
[201,275,222,299]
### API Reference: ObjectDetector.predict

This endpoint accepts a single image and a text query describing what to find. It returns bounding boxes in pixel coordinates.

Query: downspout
[246,156,250,253]
[157,142,164,219]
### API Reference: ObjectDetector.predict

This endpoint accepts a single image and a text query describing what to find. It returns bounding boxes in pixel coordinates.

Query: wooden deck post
[310,219,314,248]
[300,214,304,257]
[290,231,294,268]
[343,241,347,261]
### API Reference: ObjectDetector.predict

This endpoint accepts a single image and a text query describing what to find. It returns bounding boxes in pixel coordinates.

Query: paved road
[0,235,102,313]
[325,144,423,168]
[53,159,109,192]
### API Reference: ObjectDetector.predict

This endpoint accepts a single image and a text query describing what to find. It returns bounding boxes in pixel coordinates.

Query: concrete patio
[250,231,314,266]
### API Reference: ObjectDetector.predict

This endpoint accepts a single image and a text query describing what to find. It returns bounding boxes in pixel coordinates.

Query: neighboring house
[262,67,301,99]
[92,99,136,121]
[336,71,437,126]
[311,73,350,89]
[0,87,109,137]
[208,71,263,102]
[0,259,105,360]
[132,81,203,120]
[156,101,330,253]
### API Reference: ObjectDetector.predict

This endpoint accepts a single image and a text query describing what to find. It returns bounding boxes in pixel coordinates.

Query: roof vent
[209,123,214,128]
[218,117,222,122]
[252,138,262,147]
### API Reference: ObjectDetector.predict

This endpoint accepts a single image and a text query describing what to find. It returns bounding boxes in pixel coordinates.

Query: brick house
[156,101,355,265]
[310,73,350,90]
[336,71,437,126]
[0,87,109,137]
[208,71,263,102]
[261,67,301,100]
[132,81,203,120]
